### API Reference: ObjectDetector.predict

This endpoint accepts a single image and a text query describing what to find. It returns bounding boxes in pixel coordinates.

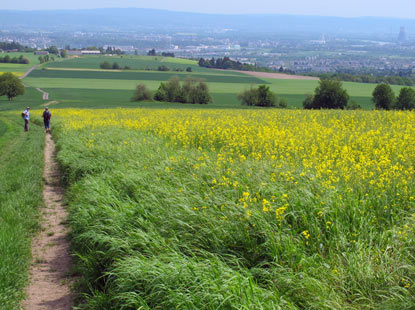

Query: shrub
[278,98,288,108]
[158,65,170,72]
[154,83,169,101]
[238,85,276,107]
[372,83,395,110]
[131,84,152,102]
[305,79,349,109]
[186,67,192,72]
[100,61,112,69]
[395,87,415,110]
[112,62,121,70]
[302,94,314,109]
[153,77,212,104]
[346,100,362,110]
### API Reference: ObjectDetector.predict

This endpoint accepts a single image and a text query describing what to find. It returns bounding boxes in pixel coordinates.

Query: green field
[0,54,412,112]
[44,55,210,72]
[0,114,44,309]
[29,68,266,84]
[0,52,41,73]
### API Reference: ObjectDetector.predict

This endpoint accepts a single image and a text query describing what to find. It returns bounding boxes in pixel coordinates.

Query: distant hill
[1,8,415,35]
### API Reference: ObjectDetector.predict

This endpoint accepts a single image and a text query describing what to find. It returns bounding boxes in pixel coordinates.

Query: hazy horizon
[2,0,415,19]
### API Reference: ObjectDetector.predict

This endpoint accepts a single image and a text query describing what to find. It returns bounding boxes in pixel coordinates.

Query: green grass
[0,113,44,310]
[18,55,412,111]
[0,87,44,112]
[28,69,267,84]
[44,55,213,73]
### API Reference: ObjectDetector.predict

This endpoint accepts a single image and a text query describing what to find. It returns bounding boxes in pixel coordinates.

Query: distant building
[66,50,82,56]
[35,51,49,55]
[398,26,407,42]
[81,50,101,55]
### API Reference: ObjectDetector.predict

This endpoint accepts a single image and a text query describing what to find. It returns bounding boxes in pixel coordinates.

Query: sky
[2,0,415,19]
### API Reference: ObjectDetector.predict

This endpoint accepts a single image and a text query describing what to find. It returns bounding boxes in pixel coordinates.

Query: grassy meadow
[0,52,41,73]
[49,108,415,309]
[0,114,44,309]
[9,54,407,110]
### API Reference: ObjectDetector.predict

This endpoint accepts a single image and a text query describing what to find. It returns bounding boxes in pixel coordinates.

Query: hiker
[22,107,30,132]
[42,107,52,134]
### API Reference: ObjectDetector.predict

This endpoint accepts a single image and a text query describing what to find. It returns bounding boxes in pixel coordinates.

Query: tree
[305,79,349,109]
[237,85,276,107]
[153,77,212,104]
[257,85,276,107]
[165,76,181,102]
[395,87,415,110]
[147,49,156,56]
[158,65,170,71]
[154,83,168,101]
[372,83,395,110]
[47,46,59,54]
[131,84,152,102]
[100,61,112,69]
[0,72,25,101]
[60,49,67,58]
[302,94,314,109]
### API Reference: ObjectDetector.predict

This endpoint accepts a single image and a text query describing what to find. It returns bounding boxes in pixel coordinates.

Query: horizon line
[0,7,414,21]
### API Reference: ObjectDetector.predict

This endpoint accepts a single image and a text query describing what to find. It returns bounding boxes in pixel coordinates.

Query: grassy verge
[0,113,44,309]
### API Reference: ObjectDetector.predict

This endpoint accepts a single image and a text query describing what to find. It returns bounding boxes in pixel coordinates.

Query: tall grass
[0,114,44,309]
[52,109,415,310]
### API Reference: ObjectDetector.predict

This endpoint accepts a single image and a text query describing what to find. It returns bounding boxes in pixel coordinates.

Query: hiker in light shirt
[23,107,30,132]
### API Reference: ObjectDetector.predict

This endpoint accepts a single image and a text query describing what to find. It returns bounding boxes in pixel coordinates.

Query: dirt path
[19,65,39,79]
[231,70,320,81]
[19,65,50,100]
[36,88,49,100]
[22,134,74,310]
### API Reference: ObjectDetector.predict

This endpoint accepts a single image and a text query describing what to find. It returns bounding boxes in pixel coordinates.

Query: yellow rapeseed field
[55,108,415,201]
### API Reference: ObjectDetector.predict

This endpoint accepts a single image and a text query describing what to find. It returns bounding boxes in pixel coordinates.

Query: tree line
[315,72,415,87]
[0,41,34,52]
[302,79,415,110]
[0,55,29,64]
[198,57,275,73]
[38,55,54,64]
[131,76,212,104]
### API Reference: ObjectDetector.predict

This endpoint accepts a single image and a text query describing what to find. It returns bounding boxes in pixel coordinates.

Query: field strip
[22,134,74,310]
[42,67,245,76]
[231,70,320,80]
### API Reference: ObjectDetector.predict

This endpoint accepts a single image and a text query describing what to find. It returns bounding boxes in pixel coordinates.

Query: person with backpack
[22,107,30,132]
[42,107,52,134]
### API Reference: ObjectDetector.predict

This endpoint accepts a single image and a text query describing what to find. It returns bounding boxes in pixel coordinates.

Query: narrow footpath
[19,65,50,100]
[22,134,74,310]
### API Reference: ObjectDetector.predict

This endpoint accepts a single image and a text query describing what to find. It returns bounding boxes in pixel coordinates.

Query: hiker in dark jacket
[42,107,52,134]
